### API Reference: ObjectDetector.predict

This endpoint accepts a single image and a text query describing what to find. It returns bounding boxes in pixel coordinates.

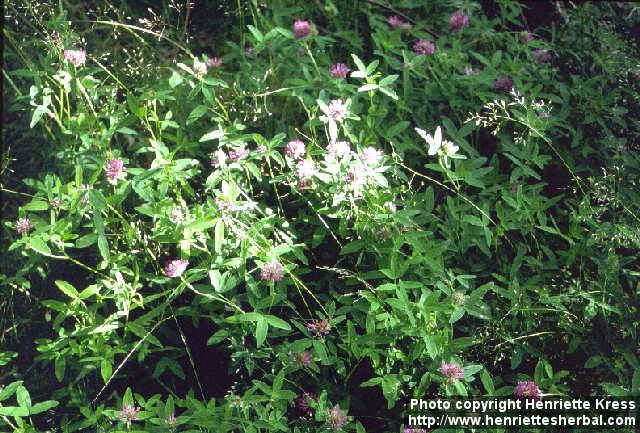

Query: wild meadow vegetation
[2,1,639,432]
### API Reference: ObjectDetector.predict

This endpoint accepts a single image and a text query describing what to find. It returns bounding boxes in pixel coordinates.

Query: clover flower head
[293,20,312,38]
[206,56,223,68]
[384,201,397,213]
[520,32,535,43]
[326,140,351,161]
[165,414,177,430]
[297,392,318,416]
[532,49,552,64]
[330,63,351,79]
[495,76,514,92]
[255,144,267,154]
[413,39,435,55]
[296,159,316,180]
[307,319,330,337]
[388,15,412,31]
[64,48,86,67]
[261,260,284,282]
[16,218,34,234]
[164,259,189,278]
[117,404,140,428]
[285,139,306,159]
[105,158,125,185]
[452,291,466,305]
[440,363,465,381]
[514,381,541,400]
[291,350,313,367]
[450,11,469,31]
[327,99,348,123]
[170,208,186,224]
[327,405,348,431]
[228,145,249,162]
[193,59,208,78]
[50,197,62,209]
[360,147,383,165]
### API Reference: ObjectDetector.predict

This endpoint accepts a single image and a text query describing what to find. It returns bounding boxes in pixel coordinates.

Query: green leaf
[480,369,495,395]
[30,237,51,255]
[29,400,59,415]
[54,355,65,382]
[55,280,79,299]
[75,233,98,248]
[264,315,291,330]
[169,71,183,88]
[199,128,224,142]
[358,84,379,92]
[101,359,112,383]
[88,189,107,211]
[16,386,31,409]
[23,199,49,211]
[255,317,268,347]
[214,219,224,253]
[97,235,110,261]
[186,105,208,125]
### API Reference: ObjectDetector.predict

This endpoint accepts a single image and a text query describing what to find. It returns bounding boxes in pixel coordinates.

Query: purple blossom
[413,39,435,55]
[327,405,348,431]
[228,145,249,162]
[293,20,312,38]
[206,56,223,68]
[360,146,383,165]
[307,319,330,337]
[297,392,318,416]
[326,140,351,160]
[296,159,316,180]
[330,63,351,79]
[327,99,348,123]
[531,49,552,64]
[514,381,541,400]
[64,48,86,67]
[16,218,34,234]
[50,197,62,209]
[105,158,125,185]
[440,363,465,381]
[520,32,535,43]
[495,76,514,92]
[164,259,189,278]
[255,144,267,154]
[387,15,412,31]
[245,46,254,57]
[165,413,177,430]
[117,403,140,428]
[291,350,313,367]
[261,260,284,282]
[450,11,469,31]
[285,139,306,159]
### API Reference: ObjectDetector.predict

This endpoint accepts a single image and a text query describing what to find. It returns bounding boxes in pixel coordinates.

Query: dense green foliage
[2,1,639,432]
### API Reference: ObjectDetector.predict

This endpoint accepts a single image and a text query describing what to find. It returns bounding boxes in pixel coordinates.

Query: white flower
[327,99,349,123]
[442,140,459,157]
[296,159,316,179]
[415,126,443,156]
[360,147,383,166]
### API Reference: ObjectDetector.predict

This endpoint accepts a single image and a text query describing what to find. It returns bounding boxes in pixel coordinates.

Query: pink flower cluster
[495,76,514,92]
[450,11,470,31]
[285,139,306,159]
[387,15,412,31]
[293,20,312,38]
[228,145,249,162]
[261,260,284,282]
[327,405,348,431]
[330,63,351,79]
[206,56,223,68]
[164,259,189,278]
[296,159,316,180]
[360,146,382,165]
[297,392,318,416]
[514,381,541,400]
[117,404,140,428]
[291,350,313,367]
[326,140,350,160]
[440,362,464,381]
[532,49,552,64]
[327,99,348,122]
[105,158,125,185]
[413,39,435,55]
[16,218,34,234]
[64,48,86,67]
[307,319,330,337]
